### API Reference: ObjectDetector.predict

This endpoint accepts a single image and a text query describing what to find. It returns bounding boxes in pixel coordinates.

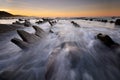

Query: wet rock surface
[115,19,120,25]
[0,24,23,34]
[96,33,120,48]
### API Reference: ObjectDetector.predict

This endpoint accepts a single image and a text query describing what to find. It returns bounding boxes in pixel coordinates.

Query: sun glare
[0,8,10,12]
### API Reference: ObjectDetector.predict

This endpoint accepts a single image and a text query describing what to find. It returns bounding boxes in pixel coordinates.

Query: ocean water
[0,18,120,80]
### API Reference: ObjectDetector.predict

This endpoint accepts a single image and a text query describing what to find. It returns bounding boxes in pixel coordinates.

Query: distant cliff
[0,11,14,17]
[0,11,25,17]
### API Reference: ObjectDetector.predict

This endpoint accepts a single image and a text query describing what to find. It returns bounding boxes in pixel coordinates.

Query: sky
[0,0,120,17]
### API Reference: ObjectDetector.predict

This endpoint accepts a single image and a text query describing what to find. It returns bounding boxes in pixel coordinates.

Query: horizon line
[0,10,120,18]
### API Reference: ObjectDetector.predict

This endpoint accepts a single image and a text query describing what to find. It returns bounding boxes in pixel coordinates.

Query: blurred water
[0,19,120,80]
[0,19,18,24]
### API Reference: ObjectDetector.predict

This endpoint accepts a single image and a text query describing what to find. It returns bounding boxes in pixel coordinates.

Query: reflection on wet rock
[97,33,120,48]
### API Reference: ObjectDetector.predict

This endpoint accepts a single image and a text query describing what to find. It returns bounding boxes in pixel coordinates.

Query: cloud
[7,0,13,2]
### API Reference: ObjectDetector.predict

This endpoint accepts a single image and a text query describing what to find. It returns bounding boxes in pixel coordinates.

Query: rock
[49,29,54,33]
[90,19,93,21]
[0,24,21,34]
[48,21,53,26]
[109,20,114,23]
[17,30,39,43]
[33,25,45,37]
[85,19,88,20]
[96,33,120,48]
[36,20,43,24]
[42,18,50,22]
[12,21,22,25]
[115,19,120,25]
[71,21,80,27]
[101,19,107,23]
[48,20,57,26]
[11,26,46,49]
[18,18,24,21]
[24,20,31,27]
[12,19,31,27]
[11,38,29,49]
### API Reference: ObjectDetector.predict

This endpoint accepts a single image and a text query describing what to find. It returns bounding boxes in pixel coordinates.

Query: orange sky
[0,0,120,17]
[6,8,120,17]
[0,8,119,17]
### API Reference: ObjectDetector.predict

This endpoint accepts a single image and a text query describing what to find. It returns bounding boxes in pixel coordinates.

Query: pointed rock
[49,29,54,33]
[32,26,45,37]
[48,21,53,26]
[17,30,39,43]
[11,38,29,49]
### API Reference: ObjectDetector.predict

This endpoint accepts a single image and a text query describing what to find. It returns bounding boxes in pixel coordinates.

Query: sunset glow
[0,0,120,17]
